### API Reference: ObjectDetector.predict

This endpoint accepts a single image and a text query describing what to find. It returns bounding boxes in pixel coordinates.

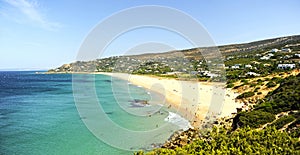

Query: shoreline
[46,71,242,128]
[96,72,242,128]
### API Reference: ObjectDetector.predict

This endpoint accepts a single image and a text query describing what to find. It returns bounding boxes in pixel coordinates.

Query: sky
[0,0,299,70]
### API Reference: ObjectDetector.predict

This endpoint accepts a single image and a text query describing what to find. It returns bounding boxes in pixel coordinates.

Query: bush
[266,81,277,88]
[233,85,242,89]
[241,79,249,84]
[237,110,276,128]
[271,115,295,130]
[288,119,300,138]
[256,79,263,83]
[226,83,234,88]
[271,77,283,83]
[263,75,300,113]
[236,92,255,99]
[249,82,257,87]
[140,127,299,155]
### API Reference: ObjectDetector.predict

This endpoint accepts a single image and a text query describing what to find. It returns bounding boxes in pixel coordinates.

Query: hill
[48,35,300,74]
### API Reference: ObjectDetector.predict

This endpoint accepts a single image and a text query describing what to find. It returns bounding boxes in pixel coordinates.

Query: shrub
[233,85,242,89]
[254,87,260,92]
[271,115,295,130]
[271,77,283,83]
[250,83,257,87]
[241,79,249,84]
[256,79,263,83]
[237,110,276,128]
[236,92,255,99]
[226,83,234,88]
[140,127,299,155]
[266,81,277,88]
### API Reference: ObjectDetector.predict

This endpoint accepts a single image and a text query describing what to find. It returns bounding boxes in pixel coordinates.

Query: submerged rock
[105,112,113,115]
[103,79,112,83]
[128,99,149,107]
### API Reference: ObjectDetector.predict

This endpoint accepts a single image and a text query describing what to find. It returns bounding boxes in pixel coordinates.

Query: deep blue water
[0,71,185,155]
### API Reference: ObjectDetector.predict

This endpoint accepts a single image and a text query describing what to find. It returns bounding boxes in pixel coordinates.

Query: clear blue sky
[0,0,299,70]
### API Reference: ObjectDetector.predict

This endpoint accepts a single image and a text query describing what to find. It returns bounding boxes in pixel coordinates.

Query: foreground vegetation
[135,127,299,155]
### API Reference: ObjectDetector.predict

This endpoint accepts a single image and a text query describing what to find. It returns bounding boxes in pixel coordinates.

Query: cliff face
[48,35,300,73]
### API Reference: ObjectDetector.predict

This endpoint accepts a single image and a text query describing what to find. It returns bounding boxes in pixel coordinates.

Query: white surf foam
[164,112,192,131]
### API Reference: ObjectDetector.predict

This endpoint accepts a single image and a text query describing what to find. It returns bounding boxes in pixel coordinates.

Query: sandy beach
[98,72,242,128]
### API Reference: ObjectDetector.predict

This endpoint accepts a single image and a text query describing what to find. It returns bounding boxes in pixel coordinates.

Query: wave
[164,112,192,131]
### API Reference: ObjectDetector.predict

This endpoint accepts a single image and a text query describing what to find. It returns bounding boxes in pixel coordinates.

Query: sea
[0,71,191,155]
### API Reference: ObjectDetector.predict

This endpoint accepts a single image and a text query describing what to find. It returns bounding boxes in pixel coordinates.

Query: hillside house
[231,64,241,69]
[246,72,260,76]
[277,64,295,69]
[201,71,220,78]
[260,56,270,60]
[281,48,292,52]
[245,64,252,68]
[270,48,279,53]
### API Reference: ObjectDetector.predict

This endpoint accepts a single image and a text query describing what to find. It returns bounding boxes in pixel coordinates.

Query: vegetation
[234,74,300,135]
[235,110,275,128]
[271,115,295,130]
[226,83,234,88]
[266,81,277,88]
[255,74,300,114]
[288,119,300,138]
[236,91,255,99]
[135,127,300,155]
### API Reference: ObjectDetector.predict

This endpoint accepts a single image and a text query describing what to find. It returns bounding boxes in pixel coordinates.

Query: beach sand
[98,72,242,128]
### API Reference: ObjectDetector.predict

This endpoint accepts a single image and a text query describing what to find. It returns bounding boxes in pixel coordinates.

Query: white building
[231,64,241,69]
[271,48,279,53]
[204,72,220,78]
[281,48,292,52]
[260,56,270,60]
[166,71,183,75]
[245,64,252,68]
[246,72,260,76]
[277,64,296,69]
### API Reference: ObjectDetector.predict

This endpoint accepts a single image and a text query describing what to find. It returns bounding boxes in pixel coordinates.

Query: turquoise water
[0,72,187,154]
